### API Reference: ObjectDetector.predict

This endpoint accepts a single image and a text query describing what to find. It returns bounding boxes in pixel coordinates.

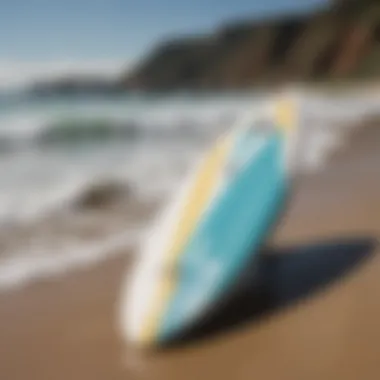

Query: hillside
[122,0,380,90]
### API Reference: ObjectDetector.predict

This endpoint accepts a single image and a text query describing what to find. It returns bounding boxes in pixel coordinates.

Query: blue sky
[0,0,329,87]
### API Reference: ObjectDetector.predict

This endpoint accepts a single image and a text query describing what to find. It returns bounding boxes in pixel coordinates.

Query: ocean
[0,88,378,290]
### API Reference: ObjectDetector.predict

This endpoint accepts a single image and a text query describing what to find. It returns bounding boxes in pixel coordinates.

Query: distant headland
[28,0,380,95]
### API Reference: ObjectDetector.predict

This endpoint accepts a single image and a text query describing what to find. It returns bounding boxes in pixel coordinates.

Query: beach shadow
[163,237,377,349]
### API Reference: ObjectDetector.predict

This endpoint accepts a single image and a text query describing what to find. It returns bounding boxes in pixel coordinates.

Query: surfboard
[120,95,299,347]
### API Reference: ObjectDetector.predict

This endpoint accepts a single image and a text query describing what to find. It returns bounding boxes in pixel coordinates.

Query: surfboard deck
[121,96,298,347]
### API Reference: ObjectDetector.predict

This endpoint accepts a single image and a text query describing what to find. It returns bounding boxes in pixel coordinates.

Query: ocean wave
[0,229,143,290]
[0,117,209,151]
[0,176,150,291]
[37,119,142,145]
[0,90,379,292]
[0,100,243,151]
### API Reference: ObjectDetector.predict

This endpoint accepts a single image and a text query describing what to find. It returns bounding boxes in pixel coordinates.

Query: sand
[0,122,379,380]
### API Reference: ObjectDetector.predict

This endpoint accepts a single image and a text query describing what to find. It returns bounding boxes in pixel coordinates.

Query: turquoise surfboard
[120,96,298,346]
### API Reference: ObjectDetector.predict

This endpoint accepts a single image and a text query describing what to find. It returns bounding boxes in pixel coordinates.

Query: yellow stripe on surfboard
[274,96,297,132]
[140,134,234,344]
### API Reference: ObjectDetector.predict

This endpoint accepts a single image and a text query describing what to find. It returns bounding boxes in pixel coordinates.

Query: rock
[75,181,132,211]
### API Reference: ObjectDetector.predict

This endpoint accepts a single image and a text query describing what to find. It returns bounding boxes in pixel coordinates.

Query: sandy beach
[0,121,379,380]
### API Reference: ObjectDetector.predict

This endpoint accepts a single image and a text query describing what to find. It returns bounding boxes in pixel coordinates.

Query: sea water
[0,89,378,290]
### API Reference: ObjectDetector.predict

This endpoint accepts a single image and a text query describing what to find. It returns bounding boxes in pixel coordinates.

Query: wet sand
[0,122,379,380]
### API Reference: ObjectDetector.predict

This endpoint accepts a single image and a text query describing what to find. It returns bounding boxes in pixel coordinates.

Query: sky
[0,0,329,88]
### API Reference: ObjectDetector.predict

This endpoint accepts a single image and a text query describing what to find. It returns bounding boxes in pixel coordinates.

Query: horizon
[0,0,329,89]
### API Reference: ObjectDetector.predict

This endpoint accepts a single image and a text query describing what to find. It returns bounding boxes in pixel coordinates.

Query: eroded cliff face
[123,0,380,90]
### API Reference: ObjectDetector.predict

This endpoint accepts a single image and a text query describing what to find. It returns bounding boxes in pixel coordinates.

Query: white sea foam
[0,229,143,290]
[0,89,379,291]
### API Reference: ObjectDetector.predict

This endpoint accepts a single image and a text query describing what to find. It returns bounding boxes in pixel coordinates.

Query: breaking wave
[0,89,379,291]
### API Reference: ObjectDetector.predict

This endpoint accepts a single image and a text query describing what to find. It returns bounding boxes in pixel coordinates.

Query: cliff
[122,0,380,90]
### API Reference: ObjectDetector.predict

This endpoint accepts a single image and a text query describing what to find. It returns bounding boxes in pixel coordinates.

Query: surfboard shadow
[163,237,377,349]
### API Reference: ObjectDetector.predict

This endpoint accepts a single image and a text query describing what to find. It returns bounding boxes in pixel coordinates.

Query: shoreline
[0,120,379,380]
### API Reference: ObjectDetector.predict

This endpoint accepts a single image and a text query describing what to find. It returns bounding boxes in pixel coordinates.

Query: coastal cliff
[122,0,380,90]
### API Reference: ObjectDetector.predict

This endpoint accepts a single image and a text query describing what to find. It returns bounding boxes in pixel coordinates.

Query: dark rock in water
[75,181,132,210]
